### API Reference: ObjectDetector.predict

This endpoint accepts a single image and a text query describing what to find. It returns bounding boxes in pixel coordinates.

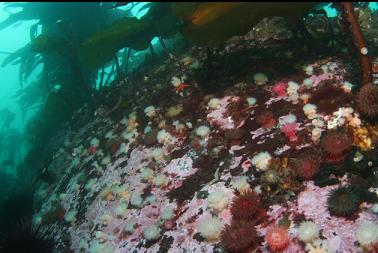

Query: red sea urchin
[291,153,321,180]
[230,189,265,223]
[321,130,352,163]
[265,226,290,252]
[220,220,259,253]
[356,83,378,119]
[256,111,276,129]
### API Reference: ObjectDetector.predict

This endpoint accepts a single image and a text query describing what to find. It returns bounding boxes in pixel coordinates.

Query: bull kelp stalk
[341,2,372,86]
[123,48,131,74]
[157,36,185,77]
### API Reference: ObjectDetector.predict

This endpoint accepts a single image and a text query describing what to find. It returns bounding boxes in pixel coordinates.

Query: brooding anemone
[327,186,361,217]
[356,83,378,119]
[230,189,265,223]
[0,221,55,253]
[220,220,258,253]
[321,130,352,163]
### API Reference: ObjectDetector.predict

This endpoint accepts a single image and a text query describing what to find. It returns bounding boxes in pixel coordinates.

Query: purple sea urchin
[327,186,361,217]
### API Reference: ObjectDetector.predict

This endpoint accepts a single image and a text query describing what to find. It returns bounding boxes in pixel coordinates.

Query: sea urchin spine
[230,189,265,223]
[356,83,378,119]
[291,154,321,180]
[321,130,352,163]
[327,186,361,217]
[220,220,258,253]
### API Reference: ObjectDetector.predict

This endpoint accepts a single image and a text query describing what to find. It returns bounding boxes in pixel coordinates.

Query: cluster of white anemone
[356,222,378,248]
[303,65,314,75]
[197,216,224,241]
[143,224,161,241]
[247,97,257,106]
[297,218,334,253]
[303,78,313,88]
[232,176,250,192]
[207,191,230,213]
[157,129,174,145]
[287,81,300,104]
[251,152,272,171]
[298,221,319,243]
[253,72,268,85]
[326,107,361,129]
[311,127,322,142]
[303,103,318,120]
[195,125,211,138]
[144,105,156,118]
[208,98,222,110]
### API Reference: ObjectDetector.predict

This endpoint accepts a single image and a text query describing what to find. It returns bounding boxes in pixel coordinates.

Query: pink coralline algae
[241,158,252,170]
[229,155,242,170]
[307,62,343,87]
[207,96,244,129]
[161,155,196,189]
[272,81,288,97]
[266,204,288,223]
[281,123,298,142]
[292,182,378,252]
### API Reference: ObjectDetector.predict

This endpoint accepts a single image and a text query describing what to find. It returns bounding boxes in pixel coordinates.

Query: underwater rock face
[32,47,378,253]
[6,3,378,252]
